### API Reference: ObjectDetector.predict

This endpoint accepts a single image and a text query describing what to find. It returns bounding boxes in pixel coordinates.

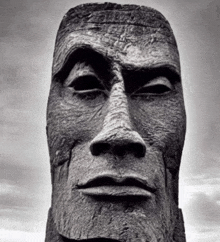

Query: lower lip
[78,186,153,198]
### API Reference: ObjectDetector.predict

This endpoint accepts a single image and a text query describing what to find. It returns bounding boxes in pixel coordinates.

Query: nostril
[90,142,111,156]
[127,143,146,158]
[90,141,146,158]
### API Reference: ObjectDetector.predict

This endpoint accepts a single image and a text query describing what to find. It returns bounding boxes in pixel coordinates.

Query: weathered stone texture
[46,2,186,242]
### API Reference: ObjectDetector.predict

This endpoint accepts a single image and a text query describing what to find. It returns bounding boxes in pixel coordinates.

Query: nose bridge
[90,70,146,157]
[104,79,131,132]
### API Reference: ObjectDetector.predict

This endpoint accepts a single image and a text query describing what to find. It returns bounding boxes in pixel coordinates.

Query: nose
[89,81,146,158]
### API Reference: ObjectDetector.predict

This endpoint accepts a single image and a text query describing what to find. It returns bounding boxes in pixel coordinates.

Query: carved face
[47,4,186,242]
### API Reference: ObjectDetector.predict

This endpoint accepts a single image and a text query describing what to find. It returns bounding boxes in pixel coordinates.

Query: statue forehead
[57,3,175,40]
[53,2,179,77]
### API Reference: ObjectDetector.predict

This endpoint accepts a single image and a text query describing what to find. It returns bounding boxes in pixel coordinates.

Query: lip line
[76,174,156,194]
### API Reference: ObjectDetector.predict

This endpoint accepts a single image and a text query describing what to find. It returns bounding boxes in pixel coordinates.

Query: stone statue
[45,2,186,242]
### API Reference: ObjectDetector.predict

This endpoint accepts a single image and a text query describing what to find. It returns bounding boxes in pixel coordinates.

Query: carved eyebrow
[122,65,181,93]
[122,65,180,80]
[54,46,112,83]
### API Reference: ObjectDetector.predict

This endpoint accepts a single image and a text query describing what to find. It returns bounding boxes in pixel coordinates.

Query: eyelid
[64,63,97,87]
[65,73,99,88]
[132,76,173,95]
[143,77,173,89]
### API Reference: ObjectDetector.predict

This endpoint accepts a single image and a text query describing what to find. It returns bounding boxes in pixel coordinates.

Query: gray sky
[1,0,220,241]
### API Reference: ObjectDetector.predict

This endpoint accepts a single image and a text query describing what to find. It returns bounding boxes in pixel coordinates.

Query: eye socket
[68,75,105,93]
[133,77,173,96]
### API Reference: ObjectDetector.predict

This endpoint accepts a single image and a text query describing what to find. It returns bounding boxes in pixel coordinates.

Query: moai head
[46,3,186,242]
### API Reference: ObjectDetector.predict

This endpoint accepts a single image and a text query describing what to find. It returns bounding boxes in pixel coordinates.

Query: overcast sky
[1,0,220,241]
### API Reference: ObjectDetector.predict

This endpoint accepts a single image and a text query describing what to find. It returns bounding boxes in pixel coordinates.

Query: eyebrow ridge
[122,65,181,82]
[55,46,112,82]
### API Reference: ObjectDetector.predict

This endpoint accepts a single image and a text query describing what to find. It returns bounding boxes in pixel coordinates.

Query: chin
[52,188,177,242]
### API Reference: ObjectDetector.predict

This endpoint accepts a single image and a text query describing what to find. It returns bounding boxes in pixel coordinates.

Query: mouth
[76,175,156,198]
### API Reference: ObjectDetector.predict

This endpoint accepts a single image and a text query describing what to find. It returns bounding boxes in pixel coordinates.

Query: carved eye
[134,77,173,96]
[69,75,105,93]
[64,62,107,99]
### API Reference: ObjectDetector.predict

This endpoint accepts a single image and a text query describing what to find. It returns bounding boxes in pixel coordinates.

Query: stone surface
[46,2,186,241]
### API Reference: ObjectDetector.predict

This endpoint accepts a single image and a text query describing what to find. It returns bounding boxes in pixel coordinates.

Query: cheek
[130,94,186,150]
[130,94,186,193]
[47,86,107,167]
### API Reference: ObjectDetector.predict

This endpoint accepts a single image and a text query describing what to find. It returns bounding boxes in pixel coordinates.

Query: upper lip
[76,175,156,194]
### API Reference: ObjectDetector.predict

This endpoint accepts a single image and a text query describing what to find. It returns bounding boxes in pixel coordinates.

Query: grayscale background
[1,0,220,241]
